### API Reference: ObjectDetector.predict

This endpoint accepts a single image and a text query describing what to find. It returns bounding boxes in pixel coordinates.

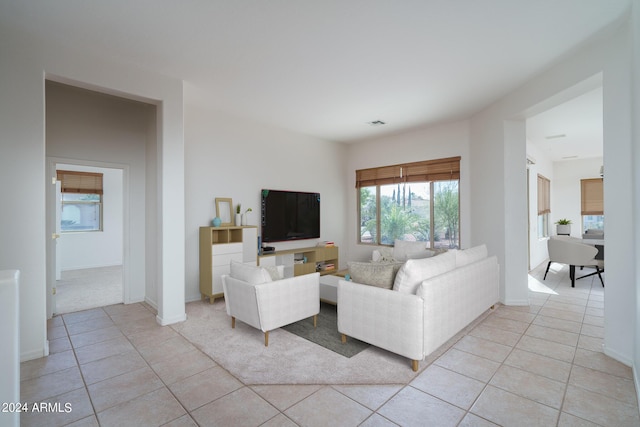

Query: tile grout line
[103,304,198,426]
[30,264,635,427]
[60,308,103,426]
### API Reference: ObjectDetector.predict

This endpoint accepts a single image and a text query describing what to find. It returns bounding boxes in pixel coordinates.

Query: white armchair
[222,263,320,346]
[543,236,604,287]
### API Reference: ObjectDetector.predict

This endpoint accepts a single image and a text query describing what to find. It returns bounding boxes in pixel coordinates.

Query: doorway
[51,162,125,315]
[525,82,604,272]
[45,80,155,319]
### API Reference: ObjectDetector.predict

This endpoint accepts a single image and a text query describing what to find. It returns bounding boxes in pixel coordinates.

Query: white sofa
[222,261,320,346]
[337,244,499,371]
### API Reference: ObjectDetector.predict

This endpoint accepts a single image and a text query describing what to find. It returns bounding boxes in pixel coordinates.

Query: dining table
[582,238,604,260]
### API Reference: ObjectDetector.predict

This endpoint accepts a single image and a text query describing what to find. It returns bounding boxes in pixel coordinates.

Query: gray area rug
[282,303,369,358]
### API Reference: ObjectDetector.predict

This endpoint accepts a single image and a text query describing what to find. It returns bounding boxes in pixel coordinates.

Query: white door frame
[46,157,130,318]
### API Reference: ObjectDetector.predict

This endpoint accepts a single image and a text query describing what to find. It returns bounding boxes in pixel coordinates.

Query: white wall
[0,30,185,360]
[470,18,636,364]
[525,150,604,271]
[633,0,640,399]
[552,157,604,237]
[46,82,148,303]
[526,142,554,270]
[345,120,471,263]
[0,270,20,427]
[56,165,124,270]
[184,103,348,302]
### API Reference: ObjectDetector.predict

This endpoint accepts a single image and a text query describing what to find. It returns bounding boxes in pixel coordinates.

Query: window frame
[57,170,104,233]
[581,178,604,233]
[356,157,461,249]
[537,174,550,239]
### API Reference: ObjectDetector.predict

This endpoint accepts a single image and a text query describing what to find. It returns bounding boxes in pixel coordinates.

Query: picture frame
[215,198,233,226]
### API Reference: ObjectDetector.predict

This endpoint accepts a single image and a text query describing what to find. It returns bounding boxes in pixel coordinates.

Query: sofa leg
[341,334,347,343]
[411,360,419,372]
[231,317,235,328]
[264,331,269,347]
[313,314,317,328]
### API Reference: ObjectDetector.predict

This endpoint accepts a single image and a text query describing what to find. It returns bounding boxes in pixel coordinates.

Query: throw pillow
[393,250,456,294]
[230,260,272,284]
[455,244,487,268]
[348,261,395,289]
[263,265,285,281]
[393,240,428,261]
[405,248,436,260]
[372,247,395,262]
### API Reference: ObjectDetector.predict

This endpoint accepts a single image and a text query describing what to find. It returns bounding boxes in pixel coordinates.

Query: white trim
[603,344,633,367]
[502,298,530,306]
[156,313,187,326]
[47,157,129,309]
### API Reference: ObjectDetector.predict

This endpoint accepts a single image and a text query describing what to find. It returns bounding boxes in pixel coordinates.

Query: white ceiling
[527,87,603,162]
[0,0,630,143]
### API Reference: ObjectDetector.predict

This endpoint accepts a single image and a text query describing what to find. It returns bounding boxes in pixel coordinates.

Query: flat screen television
[261,189,320,242]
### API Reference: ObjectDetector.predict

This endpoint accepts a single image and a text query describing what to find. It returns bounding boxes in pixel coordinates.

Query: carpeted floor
[282,302,369,358]
[56,265,123,314]
[172,298,495,385]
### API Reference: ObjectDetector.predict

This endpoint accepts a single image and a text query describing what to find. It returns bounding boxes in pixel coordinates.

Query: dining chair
[544,236,604,287]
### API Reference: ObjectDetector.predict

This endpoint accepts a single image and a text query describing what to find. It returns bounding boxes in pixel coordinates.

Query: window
[537,174,550,238]
[57,170,103,232]
[581,178,604,232]
[356,157,460,249]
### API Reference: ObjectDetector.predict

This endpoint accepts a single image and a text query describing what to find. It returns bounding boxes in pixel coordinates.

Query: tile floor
[21,263,639,426]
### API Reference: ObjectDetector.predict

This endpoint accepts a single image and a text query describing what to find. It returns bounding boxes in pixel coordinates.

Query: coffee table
[319,274,341,305]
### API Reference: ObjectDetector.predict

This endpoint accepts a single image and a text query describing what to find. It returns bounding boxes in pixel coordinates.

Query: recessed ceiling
[0,0,630,142]
[527,87,603,161]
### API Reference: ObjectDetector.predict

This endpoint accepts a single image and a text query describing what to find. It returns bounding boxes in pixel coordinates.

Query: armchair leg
[264,331,269,347]
[231,317,235,328]
[341,334,347,343]
[313,314,317,328]
[411,360,419,372]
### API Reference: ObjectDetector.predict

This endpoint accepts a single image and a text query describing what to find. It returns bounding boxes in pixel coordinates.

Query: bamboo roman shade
[581,178,603,215]
[56,170,104,195]
[355,156,461,188]
[537,174,550,215]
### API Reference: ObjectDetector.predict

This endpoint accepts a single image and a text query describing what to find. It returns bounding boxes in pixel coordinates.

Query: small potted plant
[555,218,572,235]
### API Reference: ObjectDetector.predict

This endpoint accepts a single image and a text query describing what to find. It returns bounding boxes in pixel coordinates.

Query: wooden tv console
[257,245,339,278]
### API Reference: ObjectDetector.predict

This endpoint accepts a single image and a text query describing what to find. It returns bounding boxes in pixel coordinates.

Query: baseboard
[156,312,187,326]
[61,263,122,272]
[186,293,203,303]
[20,347,47,363]
[144,297,158,311]
[603,344,633,367]
[127,295,145,304]
[635,365,640,412]
[502,298,530,306]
